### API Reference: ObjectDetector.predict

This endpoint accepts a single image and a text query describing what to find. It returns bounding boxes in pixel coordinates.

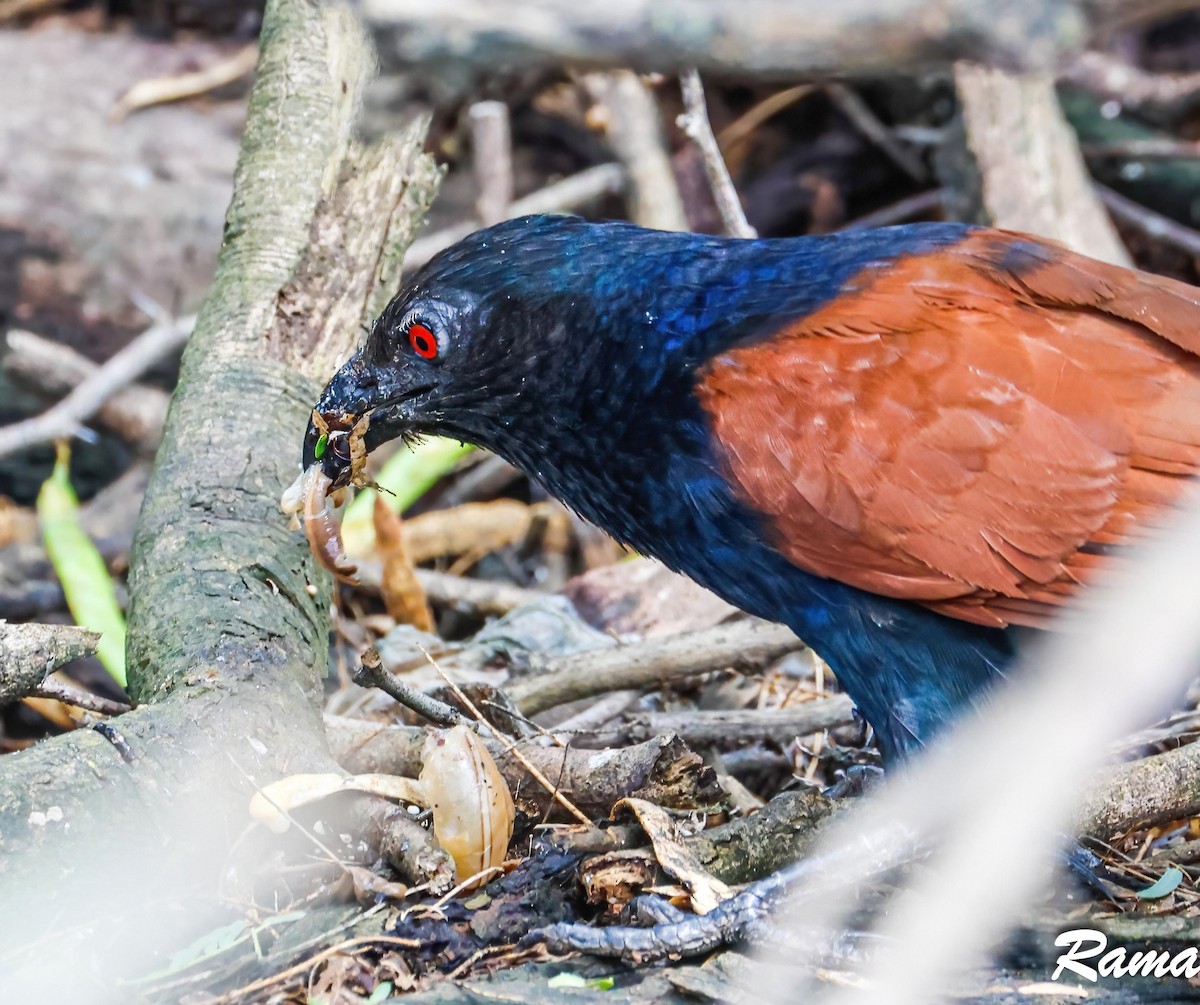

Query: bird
[301,214,1200,763]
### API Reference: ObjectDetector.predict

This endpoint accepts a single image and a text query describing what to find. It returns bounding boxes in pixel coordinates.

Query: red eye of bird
[408,323,438,359]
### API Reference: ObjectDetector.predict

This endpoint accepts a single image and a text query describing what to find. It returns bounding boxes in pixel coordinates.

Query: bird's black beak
[302,351,432,487]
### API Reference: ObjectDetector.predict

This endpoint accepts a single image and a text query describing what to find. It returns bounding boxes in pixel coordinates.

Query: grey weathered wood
[0,2,440,998]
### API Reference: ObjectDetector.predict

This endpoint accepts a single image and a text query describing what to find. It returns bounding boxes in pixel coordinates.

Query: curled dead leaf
[401,499,566,564]
[249,771,426,833]
[419,725,515,889]
[373,495,434,631]
[618,797,732,914]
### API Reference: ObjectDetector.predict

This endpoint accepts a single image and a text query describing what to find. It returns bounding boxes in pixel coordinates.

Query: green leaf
[37,443,127,686]
[587,977,616,990]
[340,437,475,556]
[1135,866,1184,899]
[314,432,329,459]
[366,981,394,1004]
[131,912,308,983]
[166,919,249,969]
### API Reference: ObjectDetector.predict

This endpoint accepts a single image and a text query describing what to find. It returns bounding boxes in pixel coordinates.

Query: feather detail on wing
[696,231,1200,628]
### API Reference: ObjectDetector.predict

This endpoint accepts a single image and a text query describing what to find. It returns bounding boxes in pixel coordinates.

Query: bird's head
[303,214,724,486]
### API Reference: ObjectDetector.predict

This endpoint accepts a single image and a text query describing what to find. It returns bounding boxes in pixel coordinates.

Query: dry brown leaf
[402,499,559,563]
[20,696,81,730]
[308,951,368,1005]
[374,495,434,631]
[249,771,426,833]
[376,951,418,995]
[619,796,733,915]
[0,497,37,548]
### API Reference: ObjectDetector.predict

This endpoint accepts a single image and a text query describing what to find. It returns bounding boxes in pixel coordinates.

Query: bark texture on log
[364,0,1190,88]
[1076,740,1200,841]
[0,2,439,998]
[0,623,99,704]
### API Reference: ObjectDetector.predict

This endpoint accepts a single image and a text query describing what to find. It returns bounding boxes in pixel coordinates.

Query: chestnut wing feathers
[697,232,1200,628]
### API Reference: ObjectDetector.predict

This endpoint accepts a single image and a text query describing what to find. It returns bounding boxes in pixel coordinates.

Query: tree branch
[3,329,173,453]
[940,61,1131,265]
[0,2,439,996]
[364,0,1170,81]
[0,623,99,704]
[0,315,193,461]
[677,69,755,238]
[507,620,803,716]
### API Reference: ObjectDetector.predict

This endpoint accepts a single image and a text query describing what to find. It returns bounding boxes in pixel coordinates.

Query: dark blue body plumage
[303,214,1200,761]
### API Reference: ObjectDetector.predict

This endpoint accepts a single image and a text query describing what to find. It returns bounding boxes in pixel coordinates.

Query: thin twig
[840,189,948,231]
[549,688,640,736]
[1096,183,1200,257]
[716,84,815,154]
[824,82,926,183]
[1062,50,1200,118]
[677,69,756,238]
[467,101,514,226]
[892,125,948,146]
[352,646,466,728]
[1083,138,1200,159]
[4,329,172,452]
[583,70,689,231]
[438,454,521,507]
[355,563,544,618]
[207,932,420,1005]
[34,677,132,717]
[0,315,194,461]
[508,620,802,716]
[108,44,258,122]
[403,163,625,270]
[594,696,858,748]
[428,867,506,911]
[417,643,596,828]
[415,568,543,615]
[1110,707,1200,756]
